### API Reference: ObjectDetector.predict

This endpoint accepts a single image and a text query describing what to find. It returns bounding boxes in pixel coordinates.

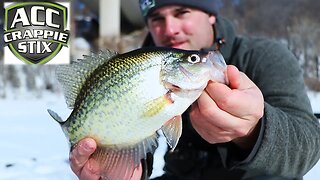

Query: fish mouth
[206,51,229,84]
[164,78,205,93]
[164,80,205,99]
[164,82,182,92]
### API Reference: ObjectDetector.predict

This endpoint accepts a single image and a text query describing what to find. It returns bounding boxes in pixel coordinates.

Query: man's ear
[209,15,216,25]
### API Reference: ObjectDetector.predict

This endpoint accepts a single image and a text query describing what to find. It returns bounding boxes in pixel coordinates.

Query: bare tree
[6,65,20,89]
[0,65,6,98]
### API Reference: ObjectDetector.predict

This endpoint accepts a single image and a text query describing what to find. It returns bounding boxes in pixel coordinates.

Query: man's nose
[164,17,179,37]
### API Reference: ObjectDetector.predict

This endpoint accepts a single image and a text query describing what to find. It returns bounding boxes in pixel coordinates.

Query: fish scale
[48,47,228,180]
[63,53,164,146]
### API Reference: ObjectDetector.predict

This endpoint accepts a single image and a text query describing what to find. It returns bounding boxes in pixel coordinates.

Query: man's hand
[189,65,264,149]
[69,138,101,179]
[69,138,143,180]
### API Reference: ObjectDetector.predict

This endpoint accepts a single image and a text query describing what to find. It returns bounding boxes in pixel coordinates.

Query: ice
[0,89,319,179]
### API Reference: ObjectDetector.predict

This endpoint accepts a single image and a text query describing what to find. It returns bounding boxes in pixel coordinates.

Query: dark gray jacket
[143,16,320,180]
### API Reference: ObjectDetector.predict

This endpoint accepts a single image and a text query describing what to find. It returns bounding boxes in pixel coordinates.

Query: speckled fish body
[48,47,227,180]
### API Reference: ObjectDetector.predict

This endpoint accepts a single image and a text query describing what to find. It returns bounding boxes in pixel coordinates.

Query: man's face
[147,5,216,50]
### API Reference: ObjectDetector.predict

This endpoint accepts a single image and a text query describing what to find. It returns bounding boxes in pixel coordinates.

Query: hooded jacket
[142,16,320,180]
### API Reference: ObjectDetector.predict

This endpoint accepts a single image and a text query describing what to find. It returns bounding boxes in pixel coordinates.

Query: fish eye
[188,54,201,64]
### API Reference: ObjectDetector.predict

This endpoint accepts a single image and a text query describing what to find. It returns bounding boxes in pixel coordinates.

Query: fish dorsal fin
[91,133,159,180]
[161,115,182,150]
[56,50,118,109]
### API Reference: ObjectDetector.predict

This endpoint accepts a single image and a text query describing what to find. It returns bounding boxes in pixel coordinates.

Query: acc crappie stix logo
[3,2,70,64]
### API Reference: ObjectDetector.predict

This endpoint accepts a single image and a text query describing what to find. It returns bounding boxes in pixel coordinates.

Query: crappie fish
[48,47,227,180]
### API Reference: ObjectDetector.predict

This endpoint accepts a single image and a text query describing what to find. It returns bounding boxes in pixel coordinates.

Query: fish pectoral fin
[161,115,182,150]
[91,133,159,180]
[142,92,174,118]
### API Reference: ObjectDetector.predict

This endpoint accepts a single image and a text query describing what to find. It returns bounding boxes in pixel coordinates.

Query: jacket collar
[213,15,236,64]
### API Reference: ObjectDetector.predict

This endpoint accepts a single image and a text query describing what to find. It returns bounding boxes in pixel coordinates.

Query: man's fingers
[226,65,241,89]
[79,159,101,180]
[193,91,217,114]
[131,163,143,180]
[70,138,97,176]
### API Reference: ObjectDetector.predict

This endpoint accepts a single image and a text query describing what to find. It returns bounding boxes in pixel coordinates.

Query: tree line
[220,0,320,83]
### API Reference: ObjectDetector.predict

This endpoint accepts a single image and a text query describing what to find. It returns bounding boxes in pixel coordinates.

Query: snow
[0,92,76,180]
[308,91,320,113]
[304,91,320,180]
[0,90,319,179]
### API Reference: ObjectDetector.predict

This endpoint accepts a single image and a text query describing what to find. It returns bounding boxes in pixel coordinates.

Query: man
[69,0,320,179]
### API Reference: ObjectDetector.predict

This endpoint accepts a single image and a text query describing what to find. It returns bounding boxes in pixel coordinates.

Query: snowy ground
[304,91,320,180]
[0,90,319,180]
[0,92,76,180]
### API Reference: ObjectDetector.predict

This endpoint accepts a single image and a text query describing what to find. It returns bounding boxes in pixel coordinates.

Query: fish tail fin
[47,109,65,125]
[92,133,158,180]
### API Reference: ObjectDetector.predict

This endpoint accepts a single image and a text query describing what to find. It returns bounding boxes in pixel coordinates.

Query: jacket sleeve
[229,40,320,178]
